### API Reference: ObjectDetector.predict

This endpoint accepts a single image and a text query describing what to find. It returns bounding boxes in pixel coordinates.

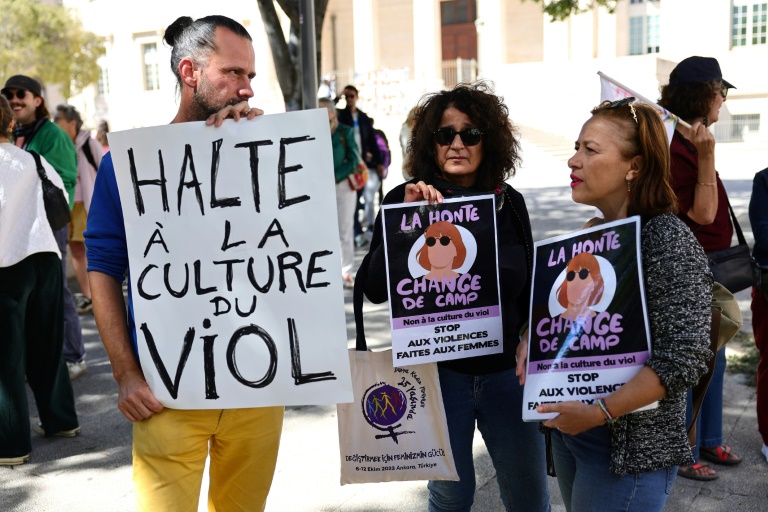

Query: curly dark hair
[405,82,521,191]
[658,80,721,121]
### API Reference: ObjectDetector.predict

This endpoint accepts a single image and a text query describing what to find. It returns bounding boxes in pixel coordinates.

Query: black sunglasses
[566,268,590,282]
[434,127,483,146]
[720,87,728,99]
[426,236,452,247]
[2,90,27,101]
[606,97,636,109]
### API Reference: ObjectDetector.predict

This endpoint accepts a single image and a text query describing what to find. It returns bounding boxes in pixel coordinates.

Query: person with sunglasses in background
[357,82,550,512]
[521,98,712,511]
[658,56,742,481]
[336,85,383,247]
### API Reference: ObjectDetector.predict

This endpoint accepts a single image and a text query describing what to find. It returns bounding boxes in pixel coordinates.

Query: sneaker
[75,294,93,314]
[342,274,355,289]
[31,421,80,438]
[354,234,369,248]
[0,454,29,466]
[67,360,87,380]
[762,444,768,463]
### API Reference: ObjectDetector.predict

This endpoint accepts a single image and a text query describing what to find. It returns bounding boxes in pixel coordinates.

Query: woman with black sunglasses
[658,56,742,480]
[357,82,550,512]
[521,99,712,511]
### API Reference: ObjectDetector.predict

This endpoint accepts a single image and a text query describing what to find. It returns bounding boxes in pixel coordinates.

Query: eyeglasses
[425,236,452,247]
[566,268,590,282]
[2,90,27,101]
[720,87,728,99]
[434,127,483,146]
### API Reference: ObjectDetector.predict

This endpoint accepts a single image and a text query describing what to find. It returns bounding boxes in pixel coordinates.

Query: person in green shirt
[2,75,85,380]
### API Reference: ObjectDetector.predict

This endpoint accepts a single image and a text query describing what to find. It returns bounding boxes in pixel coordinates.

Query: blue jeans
[54,226,84,363]
[427,367,550,512]
[551,427,677,512]
[686,346,726,460]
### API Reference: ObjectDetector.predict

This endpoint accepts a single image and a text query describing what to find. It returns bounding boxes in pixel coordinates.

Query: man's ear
[179,57,198,89]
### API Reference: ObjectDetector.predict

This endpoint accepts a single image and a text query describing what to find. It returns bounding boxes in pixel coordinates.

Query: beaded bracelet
[596,398,616,424]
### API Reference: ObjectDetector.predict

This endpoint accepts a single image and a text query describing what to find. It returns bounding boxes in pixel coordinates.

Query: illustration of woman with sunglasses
[415,221,466,282]
[556,252,604,321]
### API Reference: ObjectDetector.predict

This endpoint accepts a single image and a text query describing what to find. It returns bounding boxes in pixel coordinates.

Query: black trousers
[0,252,78,457]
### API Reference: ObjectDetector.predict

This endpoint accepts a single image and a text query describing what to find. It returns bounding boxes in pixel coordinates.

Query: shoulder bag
[705,197,761,294]
[339,128,368,191]
[30,151,71,231]
[336,253,458,484]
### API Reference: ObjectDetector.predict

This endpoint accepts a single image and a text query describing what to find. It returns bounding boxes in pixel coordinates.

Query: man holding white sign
[86,16,283,511]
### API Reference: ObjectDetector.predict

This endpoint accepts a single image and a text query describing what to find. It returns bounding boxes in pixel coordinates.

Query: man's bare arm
[89,270,164,422]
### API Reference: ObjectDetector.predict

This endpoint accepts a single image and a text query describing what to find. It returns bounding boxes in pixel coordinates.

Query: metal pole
[299,0,318,110]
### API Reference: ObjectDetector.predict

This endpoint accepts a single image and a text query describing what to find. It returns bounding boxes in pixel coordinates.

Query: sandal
[700,445,743,466]
[678,462,718,481]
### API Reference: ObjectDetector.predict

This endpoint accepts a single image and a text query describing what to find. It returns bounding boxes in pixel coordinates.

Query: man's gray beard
[188,77,240,121]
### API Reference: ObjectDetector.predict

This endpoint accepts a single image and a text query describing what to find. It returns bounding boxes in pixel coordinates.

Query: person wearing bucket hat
[659,57,743,481]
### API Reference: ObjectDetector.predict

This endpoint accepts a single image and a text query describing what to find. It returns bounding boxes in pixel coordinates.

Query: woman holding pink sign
[523,99,712,511]
[357,82,550,512]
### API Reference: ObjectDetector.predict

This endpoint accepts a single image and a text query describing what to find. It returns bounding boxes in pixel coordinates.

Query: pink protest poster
[522,217,652,421]
[380,195,503,367]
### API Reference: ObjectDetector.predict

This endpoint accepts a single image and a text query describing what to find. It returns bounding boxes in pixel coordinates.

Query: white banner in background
[599,73,679,144]
[108,109,353,409]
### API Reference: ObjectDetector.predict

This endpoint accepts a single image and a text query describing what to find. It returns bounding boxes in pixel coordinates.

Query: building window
[440,0,476,26]
[629,16,658,55]
[142,43,160,91]
[97,57,109,95]
[646,15,660,53]
[731,114,761,141]
[753,3,767,44]
[733,2,767,47]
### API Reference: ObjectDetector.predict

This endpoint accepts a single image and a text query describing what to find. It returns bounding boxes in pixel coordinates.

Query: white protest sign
[380,196,503,366]
[523,217,652,421]
[109,109,353,409]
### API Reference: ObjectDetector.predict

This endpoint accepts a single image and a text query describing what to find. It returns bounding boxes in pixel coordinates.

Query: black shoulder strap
[28,150,47,179]
[81,139,98,171]
[353,252,373,352]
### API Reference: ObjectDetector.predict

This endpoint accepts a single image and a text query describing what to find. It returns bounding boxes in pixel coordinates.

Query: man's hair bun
[164,16,194,46]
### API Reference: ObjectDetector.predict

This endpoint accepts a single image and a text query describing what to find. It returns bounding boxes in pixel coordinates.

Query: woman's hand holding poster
[523,217,652,421]
[381,195,503,366]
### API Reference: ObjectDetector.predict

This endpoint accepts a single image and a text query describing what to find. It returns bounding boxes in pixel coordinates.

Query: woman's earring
[626,178,631,197]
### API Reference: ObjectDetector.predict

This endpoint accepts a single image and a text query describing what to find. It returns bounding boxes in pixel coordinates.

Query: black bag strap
[723,195,748,246]
[29,150,47,180]
[81,139,98,171]
[353,252,373,352]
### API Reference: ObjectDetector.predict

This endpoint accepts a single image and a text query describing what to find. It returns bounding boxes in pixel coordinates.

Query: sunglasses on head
[426,236,452,247]
[720,87,728,99]
[566,268,590,282]
[434,127,483,146]
[606,97,636,109]
[2,90,27,101]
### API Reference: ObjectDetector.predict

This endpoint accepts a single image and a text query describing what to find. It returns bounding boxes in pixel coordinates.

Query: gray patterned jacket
[609,213,712,475]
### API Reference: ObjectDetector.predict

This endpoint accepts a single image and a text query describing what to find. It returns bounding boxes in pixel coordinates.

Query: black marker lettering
[209,138,240,209]
[278,136,314,209]
[129,148,169,215]
[234,139,273,213]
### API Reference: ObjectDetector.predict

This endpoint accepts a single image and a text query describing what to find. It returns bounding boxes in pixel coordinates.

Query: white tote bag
[337,348,459,484]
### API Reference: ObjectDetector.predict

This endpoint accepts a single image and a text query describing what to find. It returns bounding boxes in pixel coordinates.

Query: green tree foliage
[526,0,618,22]
[0,0,104,98]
